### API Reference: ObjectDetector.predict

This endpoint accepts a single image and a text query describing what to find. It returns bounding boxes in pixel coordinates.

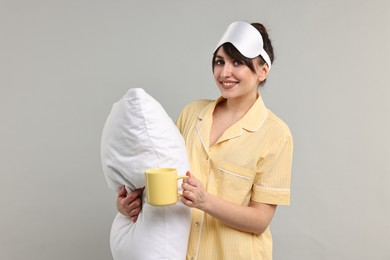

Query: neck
[223,92,259,116]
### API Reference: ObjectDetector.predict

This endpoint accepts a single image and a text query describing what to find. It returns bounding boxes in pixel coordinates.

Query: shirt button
[206,155,209,160]
[191,257,195,260]
[195,221,200,227]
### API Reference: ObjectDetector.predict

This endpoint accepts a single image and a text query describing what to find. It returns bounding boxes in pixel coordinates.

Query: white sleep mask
[215,21,272,69]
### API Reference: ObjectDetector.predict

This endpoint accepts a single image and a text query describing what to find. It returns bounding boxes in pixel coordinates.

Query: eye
[233,59,243,66]
[214,58,224,66]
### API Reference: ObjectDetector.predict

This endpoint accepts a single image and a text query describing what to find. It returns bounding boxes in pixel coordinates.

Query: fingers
[180,195,194,207]
[181,172,198,195]
[181,176,198,206]
[117,185,127,198]
[129,201,142,222]
[126,188,144,212]
[182,175,199,190]
[130,216,139,222]
[128,196,142,212]
[182,171,191,184]
[116,186,144,222]
[124,187,144,204]
[181,174,208,210]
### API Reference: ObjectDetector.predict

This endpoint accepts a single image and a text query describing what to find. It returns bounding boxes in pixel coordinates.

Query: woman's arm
[181,172,276,235]
[116,186,144,222]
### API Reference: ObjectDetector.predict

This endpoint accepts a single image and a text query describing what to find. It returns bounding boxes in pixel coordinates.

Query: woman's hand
[180,172,276,234]
[116,186,144,222]
[181,171,209,210]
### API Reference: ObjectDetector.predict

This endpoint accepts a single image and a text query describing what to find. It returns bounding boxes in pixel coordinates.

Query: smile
[222,82,238,87]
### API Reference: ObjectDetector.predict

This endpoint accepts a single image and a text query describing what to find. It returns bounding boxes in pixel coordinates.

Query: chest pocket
[213,160,256,205]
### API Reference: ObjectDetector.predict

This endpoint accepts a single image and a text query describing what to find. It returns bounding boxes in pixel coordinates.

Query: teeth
[222,82,236,86]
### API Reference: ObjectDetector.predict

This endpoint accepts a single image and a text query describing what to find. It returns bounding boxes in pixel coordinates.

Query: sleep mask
[215,21,272,69]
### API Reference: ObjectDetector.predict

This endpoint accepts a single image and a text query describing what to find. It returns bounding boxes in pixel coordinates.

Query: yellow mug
[145,168,187,206]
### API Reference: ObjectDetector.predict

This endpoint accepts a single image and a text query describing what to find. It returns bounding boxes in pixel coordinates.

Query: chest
[209,109,244,147]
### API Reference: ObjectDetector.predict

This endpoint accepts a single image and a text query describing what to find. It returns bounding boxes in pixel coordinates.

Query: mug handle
[177,176,189,197]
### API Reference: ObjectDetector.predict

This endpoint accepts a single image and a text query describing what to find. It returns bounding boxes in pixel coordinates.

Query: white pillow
[101,88,191,260]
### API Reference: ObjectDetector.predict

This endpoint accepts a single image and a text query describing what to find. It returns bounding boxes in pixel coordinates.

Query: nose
[220,63,233,78]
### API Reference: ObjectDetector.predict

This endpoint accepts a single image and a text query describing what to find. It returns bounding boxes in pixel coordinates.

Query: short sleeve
[252,135,293,205]
[176,109,185,133]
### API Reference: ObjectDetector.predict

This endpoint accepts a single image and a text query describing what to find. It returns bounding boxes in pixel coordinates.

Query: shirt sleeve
[252,134,293,205]
[176,109,185,134]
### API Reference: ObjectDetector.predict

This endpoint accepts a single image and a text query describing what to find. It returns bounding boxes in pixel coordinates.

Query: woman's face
[213,47,268,102]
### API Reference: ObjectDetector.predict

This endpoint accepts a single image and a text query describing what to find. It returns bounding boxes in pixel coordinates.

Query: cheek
[213,69,220,80]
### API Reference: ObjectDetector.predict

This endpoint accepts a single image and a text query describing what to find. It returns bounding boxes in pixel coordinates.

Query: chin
[219,88,238,97]
[220,93,238,100]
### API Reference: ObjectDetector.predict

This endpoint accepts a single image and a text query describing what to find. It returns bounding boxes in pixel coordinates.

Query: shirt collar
[197,94,269,132]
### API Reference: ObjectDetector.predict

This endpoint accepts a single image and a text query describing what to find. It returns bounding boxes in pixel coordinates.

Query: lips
[221,81,238,89]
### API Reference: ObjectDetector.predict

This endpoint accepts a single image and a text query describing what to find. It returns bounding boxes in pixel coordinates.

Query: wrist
[199,192,213,212]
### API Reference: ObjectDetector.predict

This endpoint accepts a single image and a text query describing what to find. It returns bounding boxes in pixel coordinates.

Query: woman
[117,21,293,260]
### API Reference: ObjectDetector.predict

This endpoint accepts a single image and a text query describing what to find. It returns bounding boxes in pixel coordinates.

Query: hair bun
[251,23,274,64]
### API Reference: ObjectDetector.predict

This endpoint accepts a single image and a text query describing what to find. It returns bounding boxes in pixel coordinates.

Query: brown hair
[212,22,274,86]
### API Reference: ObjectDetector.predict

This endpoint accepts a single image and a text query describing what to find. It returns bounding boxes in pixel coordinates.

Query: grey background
[1,0,389,259]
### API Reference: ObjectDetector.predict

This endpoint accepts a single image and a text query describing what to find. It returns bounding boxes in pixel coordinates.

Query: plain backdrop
[1,0,389,259]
